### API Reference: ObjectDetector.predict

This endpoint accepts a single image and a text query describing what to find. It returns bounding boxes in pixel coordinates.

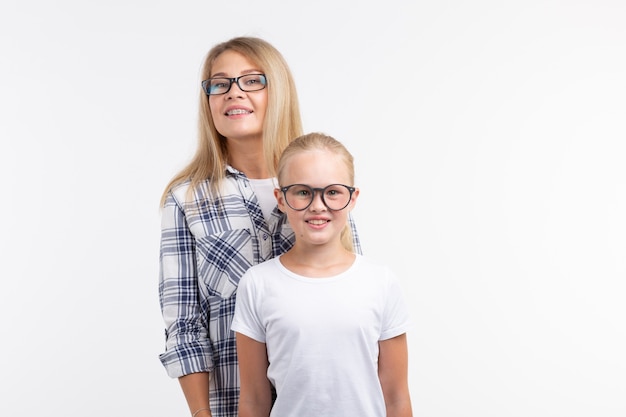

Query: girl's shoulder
[353,255,399,283]
[354,254,390,272]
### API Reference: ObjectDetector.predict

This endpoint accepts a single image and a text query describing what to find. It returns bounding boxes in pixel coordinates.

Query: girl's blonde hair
[277,132,356,252]
[160,36,303,205]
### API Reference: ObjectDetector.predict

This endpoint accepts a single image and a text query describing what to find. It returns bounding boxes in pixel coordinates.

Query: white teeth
[226,109,250,115]
[307,220,327,225]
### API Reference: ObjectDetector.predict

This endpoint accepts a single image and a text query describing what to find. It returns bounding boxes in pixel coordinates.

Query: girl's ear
[274,188,286,212]
[347,187,360,210]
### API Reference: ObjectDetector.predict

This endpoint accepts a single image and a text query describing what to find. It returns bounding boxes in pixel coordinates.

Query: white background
[1,1,625,416]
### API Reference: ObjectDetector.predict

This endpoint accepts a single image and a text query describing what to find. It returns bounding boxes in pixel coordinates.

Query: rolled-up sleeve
[158,192,214,378]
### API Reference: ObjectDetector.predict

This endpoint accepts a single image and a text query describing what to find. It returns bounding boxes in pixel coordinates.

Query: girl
[232,132,412,417]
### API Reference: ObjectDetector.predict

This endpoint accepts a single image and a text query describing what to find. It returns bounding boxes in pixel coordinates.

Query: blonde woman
[158,38,361,417]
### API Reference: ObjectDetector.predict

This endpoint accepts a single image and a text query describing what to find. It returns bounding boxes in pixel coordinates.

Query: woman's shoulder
[169,179,193,196]
[168,178,220,204]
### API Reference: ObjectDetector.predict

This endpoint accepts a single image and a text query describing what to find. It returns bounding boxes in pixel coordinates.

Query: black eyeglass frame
[279,184,356,212]
[201,73,267,96]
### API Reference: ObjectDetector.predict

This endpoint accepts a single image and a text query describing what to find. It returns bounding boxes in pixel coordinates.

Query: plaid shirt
[158,166,361,417]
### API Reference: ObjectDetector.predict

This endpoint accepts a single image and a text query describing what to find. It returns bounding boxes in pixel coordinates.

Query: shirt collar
[225,164,245,177]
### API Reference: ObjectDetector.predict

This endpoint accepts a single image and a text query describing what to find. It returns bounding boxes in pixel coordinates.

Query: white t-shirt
[248,177,278,221]
[231,254,411,417]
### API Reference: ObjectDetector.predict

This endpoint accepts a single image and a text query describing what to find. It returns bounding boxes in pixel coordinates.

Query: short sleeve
[231,269,267,343]
[380,269,412,341]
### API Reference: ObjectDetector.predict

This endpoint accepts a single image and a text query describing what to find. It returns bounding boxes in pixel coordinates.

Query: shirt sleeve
[379,267,412,341]
[231,269,266,343]
[158,191,214,378]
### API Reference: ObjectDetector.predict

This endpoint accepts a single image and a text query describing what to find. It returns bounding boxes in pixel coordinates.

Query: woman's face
[208,50,268,141]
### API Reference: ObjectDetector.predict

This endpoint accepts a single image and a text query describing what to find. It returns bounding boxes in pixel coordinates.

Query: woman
[158,37,361,417]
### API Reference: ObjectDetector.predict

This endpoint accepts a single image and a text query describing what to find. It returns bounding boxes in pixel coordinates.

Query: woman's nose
[226,81,245,98]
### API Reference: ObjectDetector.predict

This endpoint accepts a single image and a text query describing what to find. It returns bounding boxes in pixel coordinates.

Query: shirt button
[262,233,268,240]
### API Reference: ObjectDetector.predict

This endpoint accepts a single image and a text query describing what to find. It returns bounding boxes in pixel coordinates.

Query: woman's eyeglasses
[201,74,267,96]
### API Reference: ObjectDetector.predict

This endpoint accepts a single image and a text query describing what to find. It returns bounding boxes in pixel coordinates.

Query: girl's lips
[306,219,329,225]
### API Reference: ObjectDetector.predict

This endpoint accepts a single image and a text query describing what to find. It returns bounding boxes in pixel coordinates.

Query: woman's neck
[226,136,269,179]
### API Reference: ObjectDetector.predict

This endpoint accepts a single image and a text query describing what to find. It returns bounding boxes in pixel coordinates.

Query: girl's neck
[279,244,355,278]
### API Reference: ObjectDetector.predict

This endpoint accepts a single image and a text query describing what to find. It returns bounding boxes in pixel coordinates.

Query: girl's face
[275,149,358,249]
[208,50,268,141]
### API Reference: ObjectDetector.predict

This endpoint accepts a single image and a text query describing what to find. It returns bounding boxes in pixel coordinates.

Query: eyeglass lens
[203,74,266,95]
[283,184,353,211]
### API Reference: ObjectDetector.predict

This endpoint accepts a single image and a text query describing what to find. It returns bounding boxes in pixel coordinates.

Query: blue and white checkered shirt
[158,166,361,417]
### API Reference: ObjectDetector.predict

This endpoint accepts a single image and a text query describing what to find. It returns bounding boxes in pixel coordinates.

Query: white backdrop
[1,1,624,416]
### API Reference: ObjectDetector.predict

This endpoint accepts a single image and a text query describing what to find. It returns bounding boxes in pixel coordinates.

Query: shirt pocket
[196,228,253,300]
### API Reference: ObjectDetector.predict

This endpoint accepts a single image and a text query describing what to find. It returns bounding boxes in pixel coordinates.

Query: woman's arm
[179,372,211,417]
[160,192,214,414]
[378,333,413,417]
[236,332,272,417]
[159,192,213,377]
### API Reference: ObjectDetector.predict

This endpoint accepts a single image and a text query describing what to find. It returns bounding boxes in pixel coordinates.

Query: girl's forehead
[287,149,336,167]
[283,150,349,183]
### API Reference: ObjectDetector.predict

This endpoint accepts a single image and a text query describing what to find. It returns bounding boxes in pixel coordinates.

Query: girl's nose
[308,191,327,212]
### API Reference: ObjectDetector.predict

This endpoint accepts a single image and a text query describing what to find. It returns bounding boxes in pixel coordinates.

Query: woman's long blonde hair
[160,36,303,205]
[276,132,356,252]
